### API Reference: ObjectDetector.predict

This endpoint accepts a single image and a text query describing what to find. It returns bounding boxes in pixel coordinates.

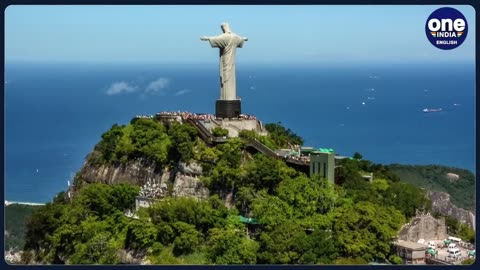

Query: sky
[5,5,476,65]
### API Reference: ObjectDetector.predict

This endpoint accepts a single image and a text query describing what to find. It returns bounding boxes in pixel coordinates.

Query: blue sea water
[4,62,476,203]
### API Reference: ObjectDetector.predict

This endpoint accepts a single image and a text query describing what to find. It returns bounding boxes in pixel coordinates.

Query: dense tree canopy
[388,164,475,210]
[211,127,229,137]
[332,201,405,262]
[265,122,304,147]
[18,118,460,265]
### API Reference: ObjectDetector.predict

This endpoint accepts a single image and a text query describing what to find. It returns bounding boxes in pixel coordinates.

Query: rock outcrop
[446,173,460,181]
[398,211,447,242]
[428,191,475,231]
[5,249,23,264]
[117,249,151,265]
[178,161,203,176]
[74,154,209,201]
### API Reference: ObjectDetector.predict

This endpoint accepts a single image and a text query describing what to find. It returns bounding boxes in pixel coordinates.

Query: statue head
[221,23,232,34]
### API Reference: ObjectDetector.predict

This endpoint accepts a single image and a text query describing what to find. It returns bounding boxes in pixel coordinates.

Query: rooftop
[394,240,427,251]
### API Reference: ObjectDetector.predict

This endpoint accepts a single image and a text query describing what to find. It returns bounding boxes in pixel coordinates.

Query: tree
[333,201,405,262]
[172,222,201,256]
[277,176,323,217]
[257,219,338,264]
[155,222,175,245]
[458,223,475,244]
[383,182,430,218]
[46,222,82,263]
[235,186,257,215]
[24,202,65,259]
[297,230,338,264]
[251,193,294,231]
[212,127,229,137]
[217,138,244,168]
[168,123,198,162]
[205,159,243,193]
[69,231,119,264]
[444,215,475,244]
[389,255,403,264]
[334,158,363,186]
[206,227,259,264]
[115,124,135,163]
[110,183,140,212]
[97,124,124,163]
[387,164,475,210]
[353,152,363,160]
[335,257,368,264]
[147,197,227,235]
[461,258,474,265]
[5,204,44,252]
[72,184,117,219]
[243,154,296,193]
[130,118,171,164]
[44,216,121,264]
[265,122,304,146]
[124,219,157,253]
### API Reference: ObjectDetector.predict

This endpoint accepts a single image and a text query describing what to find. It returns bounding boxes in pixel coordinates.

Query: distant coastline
[4,200,46,206]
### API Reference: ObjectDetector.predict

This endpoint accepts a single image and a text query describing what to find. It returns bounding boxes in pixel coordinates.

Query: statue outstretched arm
[200,36,210,41]
[243,37,248,41]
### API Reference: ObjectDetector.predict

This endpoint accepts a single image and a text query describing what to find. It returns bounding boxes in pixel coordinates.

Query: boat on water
[423,108,442,113]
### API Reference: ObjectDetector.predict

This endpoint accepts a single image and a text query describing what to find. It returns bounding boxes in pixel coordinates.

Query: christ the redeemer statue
[201,23,248,118]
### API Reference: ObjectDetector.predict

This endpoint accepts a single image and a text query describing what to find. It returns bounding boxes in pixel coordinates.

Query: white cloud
[146,77,169,94]
[175,89,191,96]
[106,81,138,95]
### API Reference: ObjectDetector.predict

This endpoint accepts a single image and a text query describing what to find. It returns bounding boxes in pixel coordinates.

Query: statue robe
[207,33,245,100]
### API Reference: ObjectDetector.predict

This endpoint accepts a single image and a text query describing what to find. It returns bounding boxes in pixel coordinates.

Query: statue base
[216,99,241,119]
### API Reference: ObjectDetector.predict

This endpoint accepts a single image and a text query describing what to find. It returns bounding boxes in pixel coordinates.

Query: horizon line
[5,59,476,66]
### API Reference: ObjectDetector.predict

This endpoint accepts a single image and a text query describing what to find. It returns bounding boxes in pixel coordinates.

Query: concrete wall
[412,250,426,260]
[216,119,266,137]
[201,120,219,131]
[310,152,335,184]
[395,247,426,264]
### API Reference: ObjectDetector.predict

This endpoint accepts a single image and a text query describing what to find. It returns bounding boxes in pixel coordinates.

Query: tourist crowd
[156,111,215,120]
[135,114,154,119]
[155,111,257,121]
[287,155,310,163]
[238,114,257,120]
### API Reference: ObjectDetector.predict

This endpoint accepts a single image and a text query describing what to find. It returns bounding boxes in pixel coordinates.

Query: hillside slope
[5,204,43,251]
[14,117,471,265]
[388,164,475,211]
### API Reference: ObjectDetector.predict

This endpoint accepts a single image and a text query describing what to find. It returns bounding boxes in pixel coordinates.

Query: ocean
[4,62,476,203]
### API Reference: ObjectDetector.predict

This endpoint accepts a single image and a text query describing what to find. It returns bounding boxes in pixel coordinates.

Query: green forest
[15,119,451,264]
[5,204,43,252]
[388,164,475,210]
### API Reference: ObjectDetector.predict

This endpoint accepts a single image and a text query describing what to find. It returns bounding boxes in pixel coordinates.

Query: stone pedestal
[216,99,241,119]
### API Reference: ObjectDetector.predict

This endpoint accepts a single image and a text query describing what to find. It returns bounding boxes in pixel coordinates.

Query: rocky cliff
[398,211,447,242]
[73,153,209,200]
[428,191,475,231]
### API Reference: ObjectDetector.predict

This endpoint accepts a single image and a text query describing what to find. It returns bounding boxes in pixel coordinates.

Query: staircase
[186,118,213,145]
